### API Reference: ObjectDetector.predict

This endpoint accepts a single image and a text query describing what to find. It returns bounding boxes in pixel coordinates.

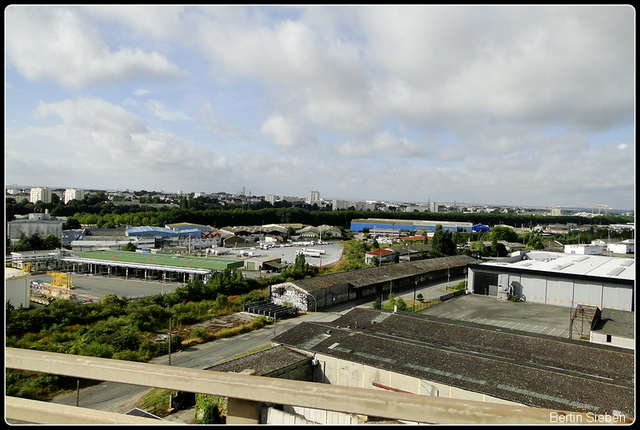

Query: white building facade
[564,244,603,255]
[29,187,51,203]
[468,251,635,312]
[64,188,85,203]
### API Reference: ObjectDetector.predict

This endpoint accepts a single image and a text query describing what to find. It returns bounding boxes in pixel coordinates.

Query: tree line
[7,195,633,231]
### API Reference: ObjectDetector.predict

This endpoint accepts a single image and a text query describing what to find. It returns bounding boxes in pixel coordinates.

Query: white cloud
[81,5,189,40]
[6,98,230,190]
[4,6,634,209]
[134,89,152,96]
[145,100,191,122]
[260,115,320,150]
[5,6,186,89]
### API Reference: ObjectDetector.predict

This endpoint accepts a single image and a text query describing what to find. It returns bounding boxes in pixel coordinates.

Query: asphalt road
[50,307,343,413]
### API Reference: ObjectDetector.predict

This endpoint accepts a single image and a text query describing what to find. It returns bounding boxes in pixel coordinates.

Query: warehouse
[468,251,634,311]
[350,218,473,235]
[270,308,634,420]
[59,250,244,283]
[270,255,474,312]
[126,226,178,238]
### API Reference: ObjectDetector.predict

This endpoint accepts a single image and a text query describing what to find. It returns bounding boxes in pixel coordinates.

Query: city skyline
[5,5,635,211]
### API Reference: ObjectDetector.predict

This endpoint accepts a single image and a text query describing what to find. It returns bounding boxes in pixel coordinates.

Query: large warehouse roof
[272,308,634,417]
[481,251,635,281]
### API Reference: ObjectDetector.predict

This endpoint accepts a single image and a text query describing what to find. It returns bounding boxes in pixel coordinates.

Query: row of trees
[12,232,61,252]
[7,195,633,230]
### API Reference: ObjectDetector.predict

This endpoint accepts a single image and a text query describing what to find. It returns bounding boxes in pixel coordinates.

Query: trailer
[296,250,321,258]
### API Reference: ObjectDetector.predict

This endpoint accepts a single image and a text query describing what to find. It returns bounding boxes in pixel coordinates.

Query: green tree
[395,297,408,311]
[490,225,518,242]
[27,232,44,250]
[42,234,61,250]
[429,225,456,258]
[123,242,137,252]
[372,296,381,310]
[63,217,82,230]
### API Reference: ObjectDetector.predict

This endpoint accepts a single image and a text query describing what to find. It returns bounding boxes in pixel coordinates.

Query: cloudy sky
[5,5,635,210]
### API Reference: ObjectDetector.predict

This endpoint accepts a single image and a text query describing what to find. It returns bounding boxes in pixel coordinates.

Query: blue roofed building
[125,226,178,238]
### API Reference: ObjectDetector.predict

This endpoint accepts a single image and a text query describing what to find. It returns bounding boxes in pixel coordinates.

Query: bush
[113,350,144,362]
[195,394,227,424]
[190,327,209,340]
[79,342,114,359]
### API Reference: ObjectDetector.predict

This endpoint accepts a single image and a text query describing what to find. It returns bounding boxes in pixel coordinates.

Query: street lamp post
[413,280,417,312]
[443,263,450,290]
[307,294,317,320]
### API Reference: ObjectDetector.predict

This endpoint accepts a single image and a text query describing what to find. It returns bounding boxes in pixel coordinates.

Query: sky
[4,5,636,210]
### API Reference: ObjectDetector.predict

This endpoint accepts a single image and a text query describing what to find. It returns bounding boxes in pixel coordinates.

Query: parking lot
[420,293,577,339]
[246,241,344,268]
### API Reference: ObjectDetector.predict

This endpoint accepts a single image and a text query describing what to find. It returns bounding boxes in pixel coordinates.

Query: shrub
[195,394,227,424]
[113,350,144,362]
[190,327,209,340]
[79,342,114,359]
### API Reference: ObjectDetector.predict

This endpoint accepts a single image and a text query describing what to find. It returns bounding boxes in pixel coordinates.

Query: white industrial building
[564,244,603,255]
[468,251,634,311]
[607,239,634,254]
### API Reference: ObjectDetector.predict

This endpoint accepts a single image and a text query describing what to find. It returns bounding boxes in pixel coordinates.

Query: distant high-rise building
[64,188,85,203]
[29,187,52,204]
[310,191,321,205]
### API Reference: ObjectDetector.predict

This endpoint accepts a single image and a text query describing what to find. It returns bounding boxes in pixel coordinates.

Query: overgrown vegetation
[5,270,276,402]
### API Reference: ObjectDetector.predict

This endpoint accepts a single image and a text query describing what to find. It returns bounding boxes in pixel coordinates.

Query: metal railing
[6,347,615,425]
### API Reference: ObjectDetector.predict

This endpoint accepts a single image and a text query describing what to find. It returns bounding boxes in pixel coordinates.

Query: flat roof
[476,251,635,281]
[72,250,243,271]
[594,309,635,339]
[272,308,633,417]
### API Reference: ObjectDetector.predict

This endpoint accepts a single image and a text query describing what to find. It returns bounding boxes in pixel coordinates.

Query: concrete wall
[6,270,30,308]
[271,283,310,311]
[590,332,635,350]
[8,220,63,241]
[264,406,358,424]
[313,353,521,416]
[271,282,353,311]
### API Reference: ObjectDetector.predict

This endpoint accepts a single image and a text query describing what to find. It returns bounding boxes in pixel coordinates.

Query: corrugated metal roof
[272,308,634,416]
[287,255,475,292]
[485,251,635,281]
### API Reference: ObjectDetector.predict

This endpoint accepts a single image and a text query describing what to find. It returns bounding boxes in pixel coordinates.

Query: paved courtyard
[419,293,577,339]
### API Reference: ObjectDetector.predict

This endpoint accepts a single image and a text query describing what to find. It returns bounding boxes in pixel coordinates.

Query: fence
[409,288,466,312]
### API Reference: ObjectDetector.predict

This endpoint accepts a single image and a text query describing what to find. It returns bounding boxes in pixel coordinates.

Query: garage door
[523,276,546,304]
[602,283,633,311]
[574,282,603,308]
[545,279,574,308]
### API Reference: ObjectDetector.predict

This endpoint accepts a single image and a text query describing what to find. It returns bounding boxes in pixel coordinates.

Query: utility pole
[168,318,172,366]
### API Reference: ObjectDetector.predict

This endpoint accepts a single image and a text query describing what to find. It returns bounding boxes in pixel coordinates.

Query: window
[606,334,612,343]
